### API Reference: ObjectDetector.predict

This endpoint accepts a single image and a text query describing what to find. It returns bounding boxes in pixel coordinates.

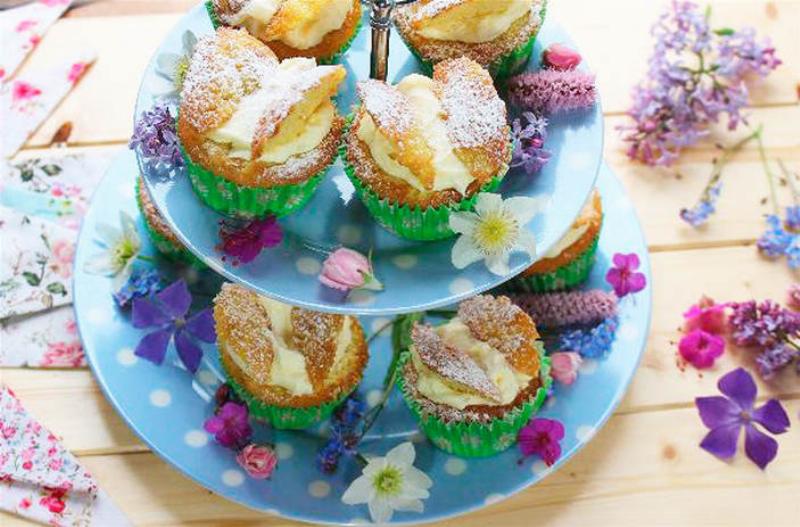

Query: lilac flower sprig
[510,111,551,175]
[129,103,184,168]
[508,289,618,329]
[507,69,596,115]
[728,300,800,379]
[620,1,780,166]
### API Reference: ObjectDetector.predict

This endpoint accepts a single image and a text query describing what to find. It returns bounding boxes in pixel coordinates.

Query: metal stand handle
[367,0,416,80]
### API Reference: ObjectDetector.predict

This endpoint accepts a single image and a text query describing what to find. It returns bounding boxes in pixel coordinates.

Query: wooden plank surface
[3,0,800,525]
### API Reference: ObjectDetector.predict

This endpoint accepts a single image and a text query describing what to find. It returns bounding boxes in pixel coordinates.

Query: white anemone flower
[155,30,197,97]
[341,442,433,524]
[449,192,543,276]
[84,211,141,287]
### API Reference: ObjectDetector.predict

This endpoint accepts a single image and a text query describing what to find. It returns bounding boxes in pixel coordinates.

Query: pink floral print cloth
[1,50,96,158]
[0,385,131,526]
[1,306,84,367]
[0,207,76,319]
[0,0,73,83]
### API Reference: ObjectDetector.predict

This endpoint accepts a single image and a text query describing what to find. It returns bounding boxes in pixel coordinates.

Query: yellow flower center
[372,465,402,497]
[175,58,190,90]
[474,212,518,255]
[113,239,137,267]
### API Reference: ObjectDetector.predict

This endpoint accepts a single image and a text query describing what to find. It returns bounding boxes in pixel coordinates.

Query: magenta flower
[542,43,582,70]
[319,248,383,293]
[236,443,277,479]
[605,253,646,297]
[132,280,216,373]
[787,283,800,310]
[683,296,727,334]
[696,368,790,469]
[549,352,582,385]
[679,330,725,369]
[518,418,565,466]
[203,402,252,449]
[217,216,283,265]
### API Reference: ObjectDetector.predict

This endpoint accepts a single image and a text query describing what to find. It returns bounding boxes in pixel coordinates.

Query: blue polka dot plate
[136,4,604,315]
[75,159,651,525]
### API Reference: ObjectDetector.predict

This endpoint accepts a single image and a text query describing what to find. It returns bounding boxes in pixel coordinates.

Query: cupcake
[135,175,205,268]
[213,283,368,429]
[397,295,551,457]
[393,0,546,79]
[508,189,603,292]
[177,28,346,218]
[207,0,362,64]
[343,57,511,240]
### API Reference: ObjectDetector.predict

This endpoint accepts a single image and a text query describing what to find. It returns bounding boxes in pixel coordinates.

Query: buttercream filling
[356,74,474,194]
[410,318,531,410]
[207,58,335,165]
[415,0,532,44]
[226,0,351,49]
[223,297,353,397]
[543,222,590,259]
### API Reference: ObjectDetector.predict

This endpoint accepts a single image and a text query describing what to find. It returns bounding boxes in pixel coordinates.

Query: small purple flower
[112,268,161,308]
[755,344,797,380]
[316,396,364,474]
[203,401,252,449]
[217,216,283,266]
[129,103,183,168]
[518,418,565,466]
[605,253,647,297]
[757,214,792,258]
[728,300,800,348]
[132,279,216,373]
[558,316,618,359]
[784,205,800,231]
[510,111,551,175]
[695,368,790,469]
[680,182,721,228]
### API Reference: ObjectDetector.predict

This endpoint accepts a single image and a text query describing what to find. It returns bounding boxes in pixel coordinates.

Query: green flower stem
[366,318,395,346]
[698,127,760,201]
[754,125,779,215]
[778,159,799,206]
[136,254,157,263]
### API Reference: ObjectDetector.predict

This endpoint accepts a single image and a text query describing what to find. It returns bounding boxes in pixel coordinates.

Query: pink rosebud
[683,296,727,334]
[542,43,582,70]
[236,443,277,479]
[549,352,582,385]
[678,330,724,369]
[319,248,383,292]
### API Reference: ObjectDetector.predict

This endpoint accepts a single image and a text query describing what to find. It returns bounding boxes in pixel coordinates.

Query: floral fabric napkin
[0,207,76,319]
[0,385,131,526]
[1,306,84,367]
[1,50,95,158]
[0,0,73,83]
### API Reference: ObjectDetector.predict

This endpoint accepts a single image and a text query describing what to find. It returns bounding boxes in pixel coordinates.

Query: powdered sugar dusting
[356,80,415,137]
[412,0,468,22]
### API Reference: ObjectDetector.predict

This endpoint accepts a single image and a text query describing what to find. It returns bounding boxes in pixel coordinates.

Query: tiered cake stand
[74,3,652,524]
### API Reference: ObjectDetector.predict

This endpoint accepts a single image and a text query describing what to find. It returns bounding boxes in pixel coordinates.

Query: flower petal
[182,30,197,53]
[186,308,216,343]
[695,396,740,429]
[95,223,120,246]
[132,297,171,328]
[448,211,478,235]
[744,424,778,470]
[134,328,172,365]
[341,474,374,505]
[451,234,483,269]
[717,367,757,411]
[627,272,647,293]
[368,497,394,524]
[513,229,538,261]
[84,254,118,276]
[503,195,545,226]
[156,53,180,79]
[699,423,741,460]
[752,399,790,434]
[385,442,415,468]
[391,498,424,513]
[175,329,203,373]
[403,466,433,491]
[485,251,511,276]
[474,192,503,217]
[156,279,191,319]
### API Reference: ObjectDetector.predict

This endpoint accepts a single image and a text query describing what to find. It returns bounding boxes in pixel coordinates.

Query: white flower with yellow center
[341,442,433,524]
[155,30,197,98]
[449,192,542,276]
[84,211,141,287]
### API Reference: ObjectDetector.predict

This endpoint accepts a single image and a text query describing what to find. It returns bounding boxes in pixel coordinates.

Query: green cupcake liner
[135,180,206,268]
[340,115,509,241]
[221,357,353,430]
[397,343,552,458]
[506,234,600,293]
[182,147,327,219]
[205,0,359,64]
[397,0,547,80]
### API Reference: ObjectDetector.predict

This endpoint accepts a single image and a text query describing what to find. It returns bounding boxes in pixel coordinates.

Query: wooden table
[3,1,799,525]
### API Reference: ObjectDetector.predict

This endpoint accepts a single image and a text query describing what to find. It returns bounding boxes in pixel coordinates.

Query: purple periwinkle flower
[696,368,789,469]
[132,279,216,373]
[605,253,647,297]
[510,111,551,175]
[129,103,184,168]
[203,401,252,449]
[619,1,780,166]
